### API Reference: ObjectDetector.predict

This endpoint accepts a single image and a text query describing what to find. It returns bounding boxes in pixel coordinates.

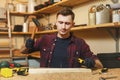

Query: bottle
[88,5,96,25]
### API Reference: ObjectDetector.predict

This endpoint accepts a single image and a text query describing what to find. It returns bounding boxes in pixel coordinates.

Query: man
[25,7,103,68]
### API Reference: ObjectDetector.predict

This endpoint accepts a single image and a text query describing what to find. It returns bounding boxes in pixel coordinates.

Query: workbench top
[0,68,120,80]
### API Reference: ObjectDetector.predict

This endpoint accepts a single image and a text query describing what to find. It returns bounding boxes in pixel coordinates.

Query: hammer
[31,18,40,39]
[20,18,40,53]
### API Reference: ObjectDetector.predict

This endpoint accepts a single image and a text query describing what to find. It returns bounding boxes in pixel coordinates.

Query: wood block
[29,68,91,74]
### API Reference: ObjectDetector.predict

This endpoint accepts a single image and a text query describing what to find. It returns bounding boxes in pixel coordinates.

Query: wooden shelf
[10,0,89,16]
[72,22,120,30]
[10,12,34,16]
[0,32,32,35]
[33,0,89,14]
[0,50,27,58]
[36,22,120,34]
[0,22,120,35]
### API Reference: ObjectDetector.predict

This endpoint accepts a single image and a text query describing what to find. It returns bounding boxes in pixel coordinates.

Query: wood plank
[0,49,28,58]
[29,68,91,74]
[0,42,9,47]
[0,22,120,35]
[34,0,89,14]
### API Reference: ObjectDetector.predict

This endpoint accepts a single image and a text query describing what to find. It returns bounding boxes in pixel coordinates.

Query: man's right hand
[25,38,34,49]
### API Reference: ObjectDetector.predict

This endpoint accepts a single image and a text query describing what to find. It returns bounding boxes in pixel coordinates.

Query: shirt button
[54,39,57,41]
[48,60,51,63]
[50,52,52,54]
[43,48,46,51]
[76,51,79,55]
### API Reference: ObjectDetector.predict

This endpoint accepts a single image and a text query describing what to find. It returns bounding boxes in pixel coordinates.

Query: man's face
[56,14,74,38]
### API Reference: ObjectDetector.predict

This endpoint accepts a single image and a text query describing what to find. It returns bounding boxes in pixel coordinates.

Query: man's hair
[56,7,75,20]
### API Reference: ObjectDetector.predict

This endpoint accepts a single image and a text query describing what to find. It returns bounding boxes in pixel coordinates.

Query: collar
[52,32,76,44]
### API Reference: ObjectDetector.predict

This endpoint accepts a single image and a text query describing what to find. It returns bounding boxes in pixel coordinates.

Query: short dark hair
[56,7,75,20]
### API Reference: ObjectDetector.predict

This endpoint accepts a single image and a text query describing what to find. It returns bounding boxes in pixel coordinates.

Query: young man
[25,7,103,68]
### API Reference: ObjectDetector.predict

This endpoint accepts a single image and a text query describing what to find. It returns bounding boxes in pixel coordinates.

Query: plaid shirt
[33,33,98,68]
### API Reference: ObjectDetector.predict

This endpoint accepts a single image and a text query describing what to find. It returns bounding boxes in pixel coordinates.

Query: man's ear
[72,22,75,27]
[54,22,57,29]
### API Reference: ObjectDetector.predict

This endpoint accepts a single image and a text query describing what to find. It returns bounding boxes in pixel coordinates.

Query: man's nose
[62,23,66,28]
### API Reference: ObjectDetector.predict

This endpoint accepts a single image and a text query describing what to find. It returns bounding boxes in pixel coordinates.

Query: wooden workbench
[0,68,120,80]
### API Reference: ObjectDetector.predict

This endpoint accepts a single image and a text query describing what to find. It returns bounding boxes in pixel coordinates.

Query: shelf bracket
[105,28,120,52]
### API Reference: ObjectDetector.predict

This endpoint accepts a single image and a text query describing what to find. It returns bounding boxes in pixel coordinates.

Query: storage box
[97,53,120,68]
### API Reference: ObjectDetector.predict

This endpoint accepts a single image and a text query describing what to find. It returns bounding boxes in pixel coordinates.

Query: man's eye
[65,22,71,25]
[59,21,63,24]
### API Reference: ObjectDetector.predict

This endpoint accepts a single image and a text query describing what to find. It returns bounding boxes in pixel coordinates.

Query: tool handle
[31,27,37,39]
[31,18,40,39]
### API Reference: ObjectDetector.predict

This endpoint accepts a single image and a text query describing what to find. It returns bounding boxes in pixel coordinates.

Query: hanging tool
[31,18,40,39]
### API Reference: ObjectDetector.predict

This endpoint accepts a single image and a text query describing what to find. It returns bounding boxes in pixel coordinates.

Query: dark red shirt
[33,33,98,68]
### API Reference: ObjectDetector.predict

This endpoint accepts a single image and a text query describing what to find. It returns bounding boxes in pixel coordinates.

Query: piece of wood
[29,68,91,74]
[0,42,9,47]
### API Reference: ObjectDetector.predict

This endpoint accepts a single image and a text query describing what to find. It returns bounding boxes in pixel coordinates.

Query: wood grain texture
[0,68,120,80]
[29,68,91,74]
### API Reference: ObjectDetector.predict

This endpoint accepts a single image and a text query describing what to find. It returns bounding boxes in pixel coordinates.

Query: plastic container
[23,23,28,32]
[96,4,110,24]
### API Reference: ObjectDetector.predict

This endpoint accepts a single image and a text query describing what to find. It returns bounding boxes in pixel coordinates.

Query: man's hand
[78,58,95,68]
[84,58,95,68]
[25,38,34,49]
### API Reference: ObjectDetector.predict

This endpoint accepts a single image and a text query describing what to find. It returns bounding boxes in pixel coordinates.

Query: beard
[57,29,70,38]
[59,29,68,35]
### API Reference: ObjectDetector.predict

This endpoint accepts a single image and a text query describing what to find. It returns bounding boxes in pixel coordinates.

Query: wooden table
[0,68,120,80]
